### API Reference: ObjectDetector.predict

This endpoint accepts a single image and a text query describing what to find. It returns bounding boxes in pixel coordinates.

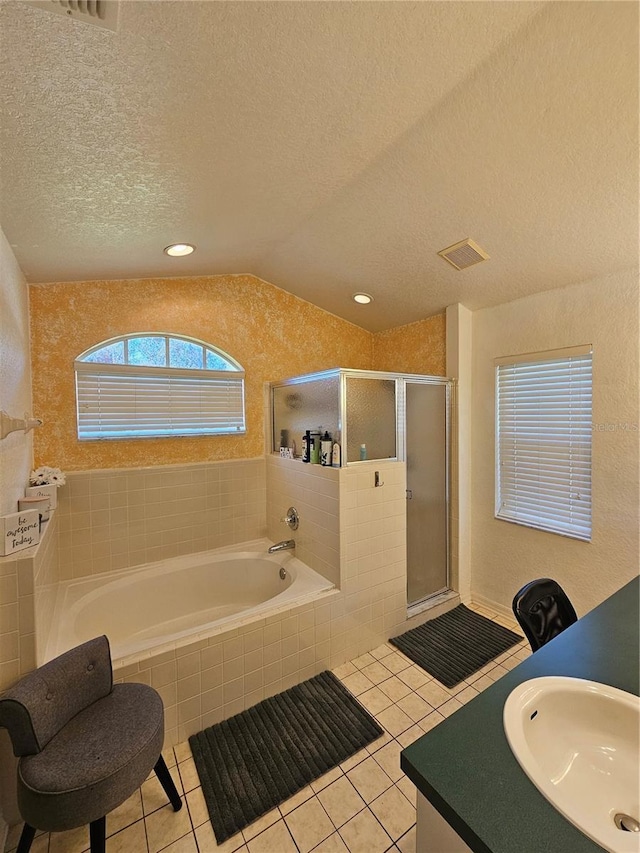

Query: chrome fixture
[0,411,43,441]
[279,566,288,581]
[281,507,299,530]
[268,539,295,554]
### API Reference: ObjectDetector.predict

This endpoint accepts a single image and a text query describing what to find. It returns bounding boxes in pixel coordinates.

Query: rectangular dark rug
[390,604,521,688]
[189,670,384,843]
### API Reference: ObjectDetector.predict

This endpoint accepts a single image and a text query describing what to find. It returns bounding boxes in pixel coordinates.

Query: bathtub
[44,538,335,666]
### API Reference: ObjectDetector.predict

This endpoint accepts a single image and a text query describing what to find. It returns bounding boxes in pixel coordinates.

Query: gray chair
[0,635,182,853]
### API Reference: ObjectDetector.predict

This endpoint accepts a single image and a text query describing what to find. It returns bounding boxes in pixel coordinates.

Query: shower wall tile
[56,458,267,579]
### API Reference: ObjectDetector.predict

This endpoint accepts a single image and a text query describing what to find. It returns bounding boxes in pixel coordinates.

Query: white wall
[0,229,33,515]
[470,268,639,616]
[0,231,34,838]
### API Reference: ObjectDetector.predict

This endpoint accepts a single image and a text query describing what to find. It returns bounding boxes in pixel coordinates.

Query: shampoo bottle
[302,430,311,463]
[320,431,332,466]
[331,441,341,468]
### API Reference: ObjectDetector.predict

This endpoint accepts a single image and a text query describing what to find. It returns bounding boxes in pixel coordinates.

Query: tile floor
[4,604,527,853]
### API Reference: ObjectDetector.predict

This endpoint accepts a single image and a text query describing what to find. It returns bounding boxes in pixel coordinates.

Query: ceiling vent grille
[29,1,119,31]
[438,238,489,270]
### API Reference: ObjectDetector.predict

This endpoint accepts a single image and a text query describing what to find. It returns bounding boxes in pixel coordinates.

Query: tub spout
[268,539,295,554]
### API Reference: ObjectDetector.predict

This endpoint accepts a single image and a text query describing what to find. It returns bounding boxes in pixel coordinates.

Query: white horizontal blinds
[496,348,592,541]
[76,363,245,439]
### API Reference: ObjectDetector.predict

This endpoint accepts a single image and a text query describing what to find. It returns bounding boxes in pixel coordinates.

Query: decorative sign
[1,510,40,556]
[25,484,58,509]
[279,447,295,459]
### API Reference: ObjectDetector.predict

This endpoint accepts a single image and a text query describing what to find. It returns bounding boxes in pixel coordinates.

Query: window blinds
[76,363,245,439]
[495,347,592,541]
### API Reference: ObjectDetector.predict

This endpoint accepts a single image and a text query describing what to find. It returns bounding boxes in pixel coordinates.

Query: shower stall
[270,369,453,609]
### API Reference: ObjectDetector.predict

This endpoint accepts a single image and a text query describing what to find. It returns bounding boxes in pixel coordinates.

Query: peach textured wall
[29,275,374,471]
[373,313,446,375]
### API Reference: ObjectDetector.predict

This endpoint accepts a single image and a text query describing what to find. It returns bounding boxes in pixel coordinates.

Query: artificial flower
[29,466,66,487]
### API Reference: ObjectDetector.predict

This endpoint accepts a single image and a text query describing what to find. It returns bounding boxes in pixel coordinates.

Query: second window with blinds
[75,333,246,440]
[495,345,593,541]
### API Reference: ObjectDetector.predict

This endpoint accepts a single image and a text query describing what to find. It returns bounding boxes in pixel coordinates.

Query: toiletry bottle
[359,443,367,461]
[331,441,341,468]
[320,431,332,466]
[302,430,311,463]
[310,431,321,464]
[280,429,289,449]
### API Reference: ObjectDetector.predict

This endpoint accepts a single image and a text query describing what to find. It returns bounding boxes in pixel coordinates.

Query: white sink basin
[504,677,640,853]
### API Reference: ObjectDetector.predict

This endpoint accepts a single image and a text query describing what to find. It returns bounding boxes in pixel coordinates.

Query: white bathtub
[45,539,334,665]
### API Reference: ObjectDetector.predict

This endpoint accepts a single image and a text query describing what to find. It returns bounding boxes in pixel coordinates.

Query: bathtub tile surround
[4,605,528,853]
[56,459,266,579]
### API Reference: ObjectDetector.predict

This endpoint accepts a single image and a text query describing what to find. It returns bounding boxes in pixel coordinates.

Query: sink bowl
[504,677,640,853]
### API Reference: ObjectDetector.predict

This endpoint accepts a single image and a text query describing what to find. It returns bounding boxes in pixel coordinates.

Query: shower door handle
[406,489,413,500]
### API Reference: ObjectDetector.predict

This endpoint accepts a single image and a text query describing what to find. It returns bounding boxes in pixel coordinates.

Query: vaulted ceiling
[1,1,637,331]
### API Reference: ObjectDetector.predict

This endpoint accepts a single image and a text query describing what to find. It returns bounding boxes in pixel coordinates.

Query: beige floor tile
[310,765,343,794]
[351,653,376,670]
[174,741,193,763]
[370,785,415,841]
[501,655,522,671]
[161,833,198,853]
[284,796,334,853]
[369,644,394,661]
[242,808,281,843]
[107,790,144,836]
[375,652,411,675]
[486,663,508,681]
[103,819,148,853]
[415,681,450,709]
[396,777,417,808]
[455,685,479,705]
[177,757,201,793]
[346,757,393,804]
[396,725,424,748]
[340,747,369,773]
[142,772,185,816]
[395,693,433,724]
[469,674,493,692]
[375,704,414,738]
[332,661,357,680]
[338,807,392,853]
[162,746,178,769]
[145,802,193,853]
[279,784,314,816]
[186,786,209,829]
[377,676,412,703]
[341,671,375,697]
[49,825,89,853]
[247,819,297,853]
[371,740,403,783]
[360,661,393,685]
[418,711,445,733]
[194,821,244,853]
[365,731,393,754]
[396,667,429,690]
[439,697,463,718]
[357,686,393,716]
[317,776,366,829]
[312,830,350,852]
[7,833,49,853]
[396,824,416,853]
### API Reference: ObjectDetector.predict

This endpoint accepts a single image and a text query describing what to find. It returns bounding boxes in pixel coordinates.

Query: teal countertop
[401,576,640,853]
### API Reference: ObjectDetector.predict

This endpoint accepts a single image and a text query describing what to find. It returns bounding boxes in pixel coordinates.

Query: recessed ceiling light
[353,293,373,304]
[164,243,196,257]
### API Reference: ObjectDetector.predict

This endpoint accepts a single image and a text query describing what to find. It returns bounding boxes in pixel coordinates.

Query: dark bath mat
[189,670,384,843]
[390,604,521,688]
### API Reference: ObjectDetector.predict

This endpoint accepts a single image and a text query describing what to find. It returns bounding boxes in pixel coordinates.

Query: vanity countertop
[401,576,640,853]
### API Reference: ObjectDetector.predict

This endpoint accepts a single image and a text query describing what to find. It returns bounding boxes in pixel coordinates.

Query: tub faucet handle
[281,507,299,530]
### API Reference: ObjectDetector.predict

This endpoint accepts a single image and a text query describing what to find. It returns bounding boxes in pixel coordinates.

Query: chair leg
[154,754,183,811]
[89,816,106,853]
[16,824,36,853]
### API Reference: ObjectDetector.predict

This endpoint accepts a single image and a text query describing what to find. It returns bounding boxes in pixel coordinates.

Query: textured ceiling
[0,1,638,332]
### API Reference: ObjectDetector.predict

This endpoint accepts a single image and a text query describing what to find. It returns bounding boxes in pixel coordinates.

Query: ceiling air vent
[438,238,489,271]
[29,1,119,31]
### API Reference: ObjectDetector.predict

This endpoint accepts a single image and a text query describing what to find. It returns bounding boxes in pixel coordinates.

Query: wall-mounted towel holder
[0,411,43,441]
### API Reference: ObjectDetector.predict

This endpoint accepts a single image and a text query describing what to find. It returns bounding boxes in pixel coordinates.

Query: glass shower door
[405,381,449,606]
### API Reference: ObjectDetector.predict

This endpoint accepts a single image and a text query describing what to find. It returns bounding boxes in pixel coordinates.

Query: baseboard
[468,592,513,620]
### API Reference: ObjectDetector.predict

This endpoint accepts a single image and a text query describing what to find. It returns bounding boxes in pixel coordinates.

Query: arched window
[75,334,245,440]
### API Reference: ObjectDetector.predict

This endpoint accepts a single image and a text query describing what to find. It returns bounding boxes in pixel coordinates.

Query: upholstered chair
[0,635,182,853]
[512,578,578,653]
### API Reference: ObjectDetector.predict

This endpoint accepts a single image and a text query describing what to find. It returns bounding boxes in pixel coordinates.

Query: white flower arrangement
[29,466,66,487]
